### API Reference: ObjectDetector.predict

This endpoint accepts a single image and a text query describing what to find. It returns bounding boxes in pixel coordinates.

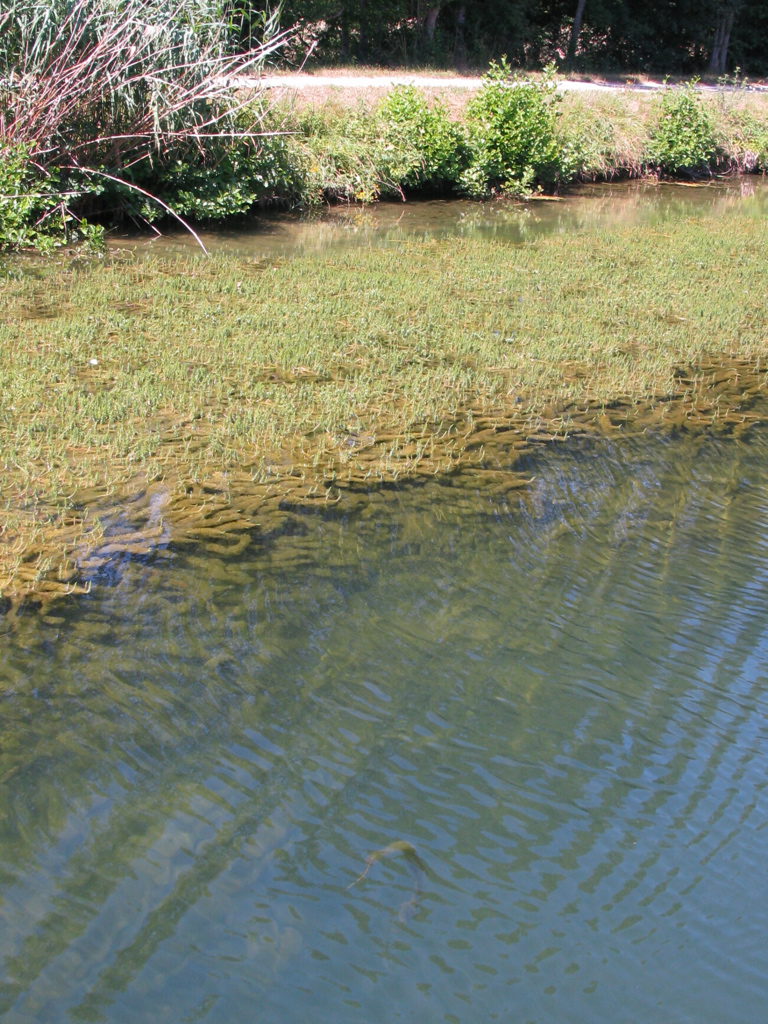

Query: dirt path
[254,72,665,93]
[241,71,767,100]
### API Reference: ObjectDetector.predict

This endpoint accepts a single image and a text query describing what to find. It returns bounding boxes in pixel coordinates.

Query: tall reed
[0,0,289,241]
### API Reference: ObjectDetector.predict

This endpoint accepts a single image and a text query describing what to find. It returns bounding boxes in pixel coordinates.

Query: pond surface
[110,175,768,257]
[3,419,768,1023]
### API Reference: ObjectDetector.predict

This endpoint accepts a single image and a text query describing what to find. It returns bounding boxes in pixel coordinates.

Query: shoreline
[3,199,768,618]
[4,354,767,622]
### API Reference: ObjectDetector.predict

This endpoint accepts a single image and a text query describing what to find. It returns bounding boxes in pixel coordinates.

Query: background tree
[565,0,587,70]
[708,0,742,75]
[251,0,768,75]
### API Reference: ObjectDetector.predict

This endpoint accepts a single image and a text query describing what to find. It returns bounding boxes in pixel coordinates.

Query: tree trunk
[358,0,368,61]
[454,2,467,70]
[424,4,441,42]
[340,3,351,60]
[565,0,587,70]
[707,1,741,76]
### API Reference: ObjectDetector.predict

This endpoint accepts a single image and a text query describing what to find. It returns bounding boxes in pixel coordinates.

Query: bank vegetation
[2,0,768,251]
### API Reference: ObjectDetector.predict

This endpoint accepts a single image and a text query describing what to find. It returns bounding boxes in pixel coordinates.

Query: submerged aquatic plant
[2,203,768,603]
[347,839,428,922]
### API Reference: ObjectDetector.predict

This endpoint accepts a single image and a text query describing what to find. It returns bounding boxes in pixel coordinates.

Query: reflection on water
[3,424,768,1023]
[109,176,768,258]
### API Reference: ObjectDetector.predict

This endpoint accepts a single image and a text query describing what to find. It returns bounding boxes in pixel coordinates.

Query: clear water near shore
[109,175,768,258]
[3,422,768,1023]
[3,180,768,1023]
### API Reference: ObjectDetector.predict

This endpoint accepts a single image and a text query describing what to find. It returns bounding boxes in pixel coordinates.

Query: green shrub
[0,147,56,251]
[648,83,718,174]
[0,145,102,251]
[148,129,303,222]
[0,0,285,248]
[461,60,564,198]
[376,86,467,192]
[292,101,384,204]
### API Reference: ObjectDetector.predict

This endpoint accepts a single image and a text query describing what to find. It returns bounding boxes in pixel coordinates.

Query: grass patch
[2,203,768,604]
[557,91,655,179]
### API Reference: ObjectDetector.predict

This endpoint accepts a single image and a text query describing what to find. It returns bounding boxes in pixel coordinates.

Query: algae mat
[2,195,768,609]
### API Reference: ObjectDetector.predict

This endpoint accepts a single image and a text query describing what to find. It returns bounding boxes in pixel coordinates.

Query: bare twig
[68,165,210,254]
[1,0,293,244]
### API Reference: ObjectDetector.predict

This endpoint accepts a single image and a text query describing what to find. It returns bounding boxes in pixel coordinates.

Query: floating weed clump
[2,207,768,605]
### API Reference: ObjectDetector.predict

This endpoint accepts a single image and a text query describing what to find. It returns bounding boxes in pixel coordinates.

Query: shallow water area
[107,175,768,257]
[3,421,768,1023]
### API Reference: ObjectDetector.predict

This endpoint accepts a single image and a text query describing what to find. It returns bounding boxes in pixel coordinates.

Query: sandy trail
[244,72,767,94]
[224,72,667,112]
[251,73,666,93]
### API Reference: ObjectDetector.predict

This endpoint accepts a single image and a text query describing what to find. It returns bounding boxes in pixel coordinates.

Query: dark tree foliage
[248,0,768,74]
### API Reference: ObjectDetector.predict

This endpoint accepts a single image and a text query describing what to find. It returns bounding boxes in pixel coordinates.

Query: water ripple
[3,429,768,1022]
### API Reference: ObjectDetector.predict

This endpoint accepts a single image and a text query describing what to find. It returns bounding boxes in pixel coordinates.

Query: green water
[110,176,768,257]
[3,422,768,1023]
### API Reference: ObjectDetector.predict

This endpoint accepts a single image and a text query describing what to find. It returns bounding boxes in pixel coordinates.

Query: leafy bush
[376,86,467,192]
[461,60,564,198]
[0,0,288,248]
[291,101,384,204]
[0,147,57,251]
[0,145,103,251]
[648,83,718,174]
[146,119,304,222]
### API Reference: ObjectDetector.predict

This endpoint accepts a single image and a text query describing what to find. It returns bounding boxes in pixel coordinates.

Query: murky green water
[110,176,768,258]
[3,420,768,1023]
